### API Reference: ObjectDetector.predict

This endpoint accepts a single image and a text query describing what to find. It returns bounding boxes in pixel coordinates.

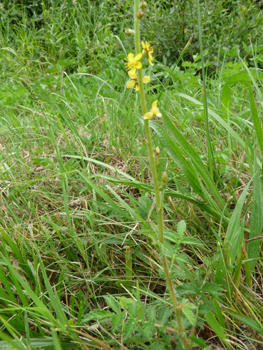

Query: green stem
[134,1,188,347]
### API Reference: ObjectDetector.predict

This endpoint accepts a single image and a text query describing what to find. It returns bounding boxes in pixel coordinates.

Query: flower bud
[154,146,160,155]
[125,28,135,36]
[136,11,144,20]
[161,172,168,188]
[140,0,147,10]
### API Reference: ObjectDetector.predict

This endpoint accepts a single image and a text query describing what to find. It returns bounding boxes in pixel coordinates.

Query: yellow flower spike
[125,52,142,74]
[126,70,151,91]
[143,100,162,120]
[141,41,154,65]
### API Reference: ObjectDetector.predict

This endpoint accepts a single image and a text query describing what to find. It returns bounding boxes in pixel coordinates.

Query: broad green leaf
[176,283,200,296]
[202,283,223,297]
[147,306,156,323]
[182,305,196,325]
[112,313,122,333]
[124,319,137,340]
[142,321,154,340]
[177,220,186,237]
[117,296,135,309]
[220,46,239,57]
[82,310,112,322]
[104,295,121,314]
[157,307,171,326]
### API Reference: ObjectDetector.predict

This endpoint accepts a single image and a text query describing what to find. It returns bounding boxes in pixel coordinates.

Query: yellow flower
[141,41,154,65]
[143,100,162,120]
[125,53,142,74]
[127,71,150,91]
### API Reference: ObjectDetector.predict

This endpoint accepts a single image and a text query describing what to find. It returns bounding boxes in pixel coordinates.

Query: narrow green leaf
[176,93,246,149]
[151,122,222,212]
[225,180,251,261]
[79,173,131,220]
[227,310,263,334]
[248,156,263,270]
[221,83,231,120]
[212,299,226,328]
[249,87,263,156]
[189,335,207,349]
[205,312,231,350]
[0,256,60,327]
[150,123,202,196]
[51,330,63,350]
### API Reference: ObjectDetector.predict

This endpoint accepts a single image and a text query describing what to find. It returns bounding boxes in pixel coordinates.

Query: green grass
[0,0,263,349]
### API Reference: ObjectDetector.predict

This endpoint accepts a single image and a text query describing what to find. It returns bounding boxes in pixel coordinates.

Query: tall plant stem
[196,0,217,179]
[133,1,188,347]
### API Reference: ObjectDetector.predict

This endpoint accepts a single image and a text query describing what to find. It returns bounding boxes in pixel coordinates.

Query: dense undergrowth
[0,0,263,349]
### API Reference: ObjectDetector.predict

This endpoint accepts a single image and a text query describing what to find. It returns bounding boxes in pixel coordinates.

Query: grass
[0,0,263,349]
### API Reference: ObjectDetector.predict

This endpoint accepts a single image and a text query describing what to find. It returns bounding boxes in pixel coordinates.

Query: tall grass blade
[152,116,225,211]
[249,87,263,157]
[225,180,251,261]
[248,157,263,270]
[176,93,246,149]
[205,312,231,350]
[196,0,215,177]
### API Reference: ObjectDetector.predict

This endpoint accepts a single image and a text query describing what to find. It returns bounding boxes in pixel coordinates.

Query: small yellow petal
[127,80,136,89]
[127,53,134,60]
[134,53,142,61]
[128,70,137,79]
[129,68,137,75]
[148,54,154,65]
[143,112,154,120]
[152,100,158,108]
[135,84,140,92]
[143,76,151,83]
[135,62,142,69]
